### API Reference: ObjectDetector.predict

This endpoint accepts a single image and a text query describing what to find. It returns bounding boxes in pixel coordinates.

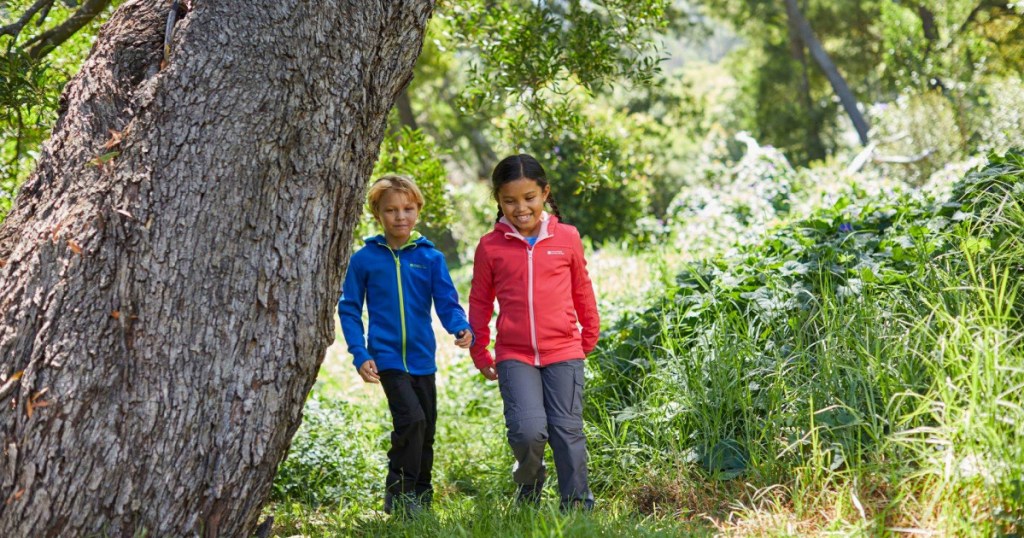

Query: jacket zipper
[527,247,540,366]
[503,218,550,367]
[387,246,409,372]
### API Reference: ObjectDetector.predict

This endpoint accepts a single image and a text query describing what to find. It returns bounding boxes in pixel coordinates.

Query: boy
[338,175,472,516]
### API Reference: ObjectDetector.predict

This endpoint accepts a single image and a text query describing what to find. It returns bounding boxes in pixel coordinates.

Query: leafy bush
[972,77,1024,155]
[868,91,966,185]
[661,133,795,257]
[519,103,653,245]
[588,150,1024,533]
[272,392,385,507]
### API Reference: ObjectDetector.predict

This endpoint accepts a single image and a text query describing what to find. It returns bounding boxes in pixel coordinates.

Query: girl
[468,154,600,510]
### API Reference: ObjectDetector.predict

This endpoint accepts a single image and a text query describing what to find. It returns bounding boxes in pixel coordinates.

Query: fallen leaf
[4,371,23,383]
[111,310,120,319]
[0,259,6,267]
[102,129,123,150]
[67,241,82,254]
[114,208,134,219]
[5,488,25,505]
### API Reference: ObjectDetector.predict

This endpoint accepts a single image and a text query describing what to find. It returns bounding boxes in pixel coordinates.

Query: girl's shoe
[559,497,595,512]
[516,485,542,506]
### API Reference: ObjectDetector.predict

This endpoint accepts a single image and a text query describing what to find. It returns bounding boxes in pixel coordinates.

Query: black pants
[379,370,437,499]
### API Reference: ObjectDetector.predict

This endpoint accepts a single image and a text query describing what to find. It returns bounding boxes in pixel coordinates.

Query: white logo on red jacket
[547,250,565,255]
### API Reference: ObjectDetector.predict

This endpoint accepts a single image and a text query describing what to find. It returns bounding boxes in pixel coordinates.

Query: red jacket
[469,214,600,369]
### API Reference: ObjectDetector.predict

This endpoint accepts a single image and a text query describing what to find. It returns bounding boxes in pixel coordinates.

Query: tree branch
[957,0,1012,36]
[783,0,870,145]
[873,149,934,164]
[395,87,418,131]
[0,0,55,39]
[23,0,112,59]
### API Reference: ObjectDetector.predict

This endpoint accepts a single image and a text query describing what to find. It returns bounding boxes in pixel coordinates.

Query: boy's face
[376,190,420,246]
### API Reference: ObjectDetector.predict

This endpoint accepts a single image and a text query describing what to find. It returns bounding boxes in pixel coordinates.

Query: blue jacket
[338,234,470,375]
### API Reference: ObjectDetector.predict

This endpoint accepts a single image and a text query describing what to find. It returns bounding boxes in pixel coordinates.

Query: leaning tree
[0,0,433,535]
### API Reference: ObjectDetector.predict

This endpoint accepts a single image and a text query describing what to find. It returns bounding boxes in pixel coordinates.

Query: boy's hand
[358,360,380,384]
[479,365,498,381]
[454,329,472,349]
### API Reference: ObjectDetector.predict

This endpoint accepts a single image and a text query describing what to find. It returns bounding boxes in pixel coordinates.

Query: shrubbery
[271,393,385,508]
[588,150,1024,533]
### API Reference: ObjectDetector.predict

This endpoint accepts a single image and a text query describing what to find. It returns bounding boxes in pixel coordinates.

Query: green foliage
[699,0,880,163]
[423,0,673,244]
[0,48,58,221]
[448,179,494,265]
[272,393,385,508]
[1,1,114,224]
[446,0,671,113]
[698,1,1024,165]
[879,1,1024,94]
[869,91,967,185]
[662,134,795,255]
[588,150,1024,532]
[971,77,1024,154]
[604,72,709,217]
[369,124,454,236]
[513,102,654,244]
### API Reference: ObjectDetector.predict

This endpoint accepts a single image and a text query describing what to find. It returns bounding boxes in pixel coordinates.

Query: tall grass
[588,151,1024,534]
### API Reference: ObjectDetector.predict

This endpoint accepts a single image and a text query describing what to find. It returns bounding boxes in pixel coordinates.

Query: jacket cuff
[352,353,371,371]
[472,350,494,370]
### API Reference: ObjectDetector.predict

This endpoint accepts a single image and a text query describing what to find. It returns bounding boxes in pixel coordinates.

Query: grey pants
[497,359,593,506]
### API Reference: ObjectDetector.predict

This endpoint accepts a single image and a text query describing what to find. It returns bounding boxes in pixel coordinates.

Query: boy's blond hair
[367,175,425,220]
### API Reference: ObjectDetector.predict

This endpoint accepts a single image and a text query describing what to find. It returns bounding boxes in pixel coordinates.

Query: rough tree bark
[0,0,434,536]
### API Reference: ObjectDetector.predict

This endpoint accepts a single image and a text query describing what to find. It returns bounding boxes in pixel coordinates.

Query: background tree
[1,0,117,220]
[696,0,1023,164]
[393,0,684,244]
[698,0,882,163]
[0,1,432,536]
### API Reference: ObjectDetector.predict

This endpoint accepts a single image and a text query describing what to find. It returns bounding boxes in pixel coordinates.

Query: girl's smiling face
[498,178,550,237]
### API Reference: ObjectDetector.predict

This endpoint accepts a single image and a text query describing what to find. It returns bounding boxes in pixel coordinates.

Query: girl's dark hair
[491,153,562,223]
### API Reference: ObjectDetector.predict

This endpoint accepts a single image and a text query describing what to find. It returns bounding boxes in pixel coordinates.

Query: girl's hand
[454,329,472,349]
[358,360,380,384]
[479,365,498,381]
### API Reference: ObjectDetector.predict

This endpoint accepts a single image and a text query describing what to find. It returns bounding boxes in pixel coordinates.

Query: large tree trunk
[783,0,870,145]
[0,1,433,536]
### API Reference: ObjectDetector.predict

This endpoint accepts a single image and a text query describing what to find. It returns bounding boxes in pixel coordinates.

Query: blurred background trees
[3,0,1023,248]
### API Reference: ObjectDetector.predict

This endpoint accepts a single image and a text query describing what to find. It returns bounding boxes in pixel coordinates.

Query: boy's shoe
[384,492,424,517]
[516,484,542,507]
[415,490,433,510]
